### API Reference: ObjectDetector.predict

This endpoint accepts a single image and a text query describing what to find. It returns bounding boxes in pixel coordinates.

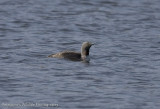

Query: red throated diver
[48,42,94,61]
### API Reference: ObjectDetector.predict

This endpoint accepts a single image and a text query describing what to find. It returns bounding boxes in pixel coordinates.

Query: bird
[48,42,94,62]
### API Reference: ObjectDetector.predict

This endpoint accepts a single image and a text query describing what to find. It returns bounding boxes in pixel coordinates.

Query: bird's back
[48,51,81,61]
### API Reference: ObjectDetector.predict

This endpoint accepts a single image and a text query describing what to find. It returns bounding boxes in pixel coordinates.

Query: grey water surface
[0,0,160,109]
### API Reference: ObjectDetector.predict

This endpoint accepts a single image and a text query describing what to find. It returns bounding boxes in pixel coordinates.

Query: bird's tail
[48,54,54,57]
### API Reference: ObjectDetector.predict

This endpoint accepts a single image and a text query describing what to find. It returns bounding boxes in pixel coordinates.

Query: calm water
[0,0,160,109]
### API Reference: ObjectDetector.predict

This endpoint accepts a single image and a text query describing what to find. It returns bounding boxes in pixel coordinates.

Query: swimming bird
[48,42,94,62]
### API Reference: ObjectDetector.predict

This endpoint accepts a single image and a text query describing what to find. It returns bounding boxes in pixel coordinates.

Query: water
[0,0,160,109]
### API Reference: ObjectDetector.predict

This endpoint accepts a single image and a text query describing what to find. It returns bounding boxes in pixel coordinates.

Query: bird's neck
[81,48,89,60]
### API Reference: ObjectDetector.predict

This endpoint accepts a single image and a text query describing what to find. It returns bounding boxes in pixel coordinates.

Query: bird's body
[48,51,81,61]
[48,42,94,62]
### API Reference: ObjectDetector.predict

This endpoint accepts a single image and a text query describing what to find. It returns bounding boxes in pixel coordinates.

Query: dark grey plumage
[48,42,94,61]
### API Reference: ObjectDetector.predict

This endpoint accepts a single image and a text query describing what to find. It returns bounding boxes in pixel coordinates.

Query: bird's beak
[91,43,94,46]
